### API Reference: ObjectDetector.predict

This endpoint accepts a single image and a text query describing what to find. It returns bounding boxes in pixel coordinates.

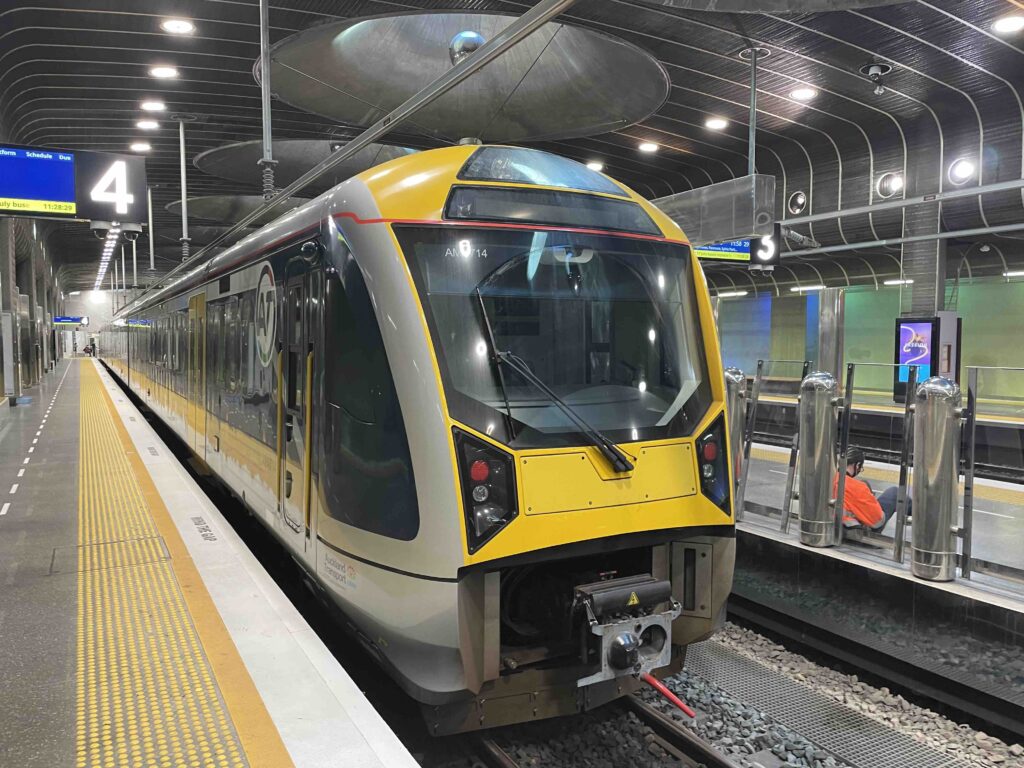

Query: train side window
[322,253,419,541]
[225,297,239,393]
[240,293,253,393]
[286,283,303,412]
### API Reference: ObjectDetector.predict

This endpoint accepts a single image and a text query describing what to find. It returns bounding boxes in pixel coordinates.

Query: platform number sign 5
[255,263,277,368]
[750,222,782,271]
[89,160,134,215]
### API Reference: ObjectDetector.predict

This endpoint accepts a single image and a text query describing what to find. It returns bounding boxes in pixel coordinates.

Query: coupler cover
[574,574,681,687]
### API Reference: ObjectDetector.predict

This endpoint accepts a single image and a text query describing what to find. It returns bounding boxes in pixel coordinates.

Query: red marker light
[470,460,490,483]
[702,442,718,462]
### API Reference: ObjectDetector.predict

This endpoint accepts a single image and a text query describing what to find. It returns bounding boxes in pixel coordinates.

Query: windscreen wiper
[474,288,633,473]
[495,350,634,474]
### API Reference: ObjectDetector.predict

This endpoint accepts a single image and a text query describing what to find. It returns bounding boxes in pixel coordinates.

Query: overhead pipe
[116,0,581,318]
[146,186,155,272]
[178,119,190,262]
[784,221,1024,259]
[257,0,277,198]
[785,177,1024,227]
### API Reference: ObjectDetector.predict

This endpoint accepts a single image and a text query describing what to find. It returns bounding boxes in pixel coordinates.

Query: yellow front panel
[521,442,696,515]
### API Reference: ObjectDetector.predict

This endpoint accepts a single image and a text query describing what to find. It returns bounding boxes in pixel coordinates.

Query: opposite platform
[0,358,417,768]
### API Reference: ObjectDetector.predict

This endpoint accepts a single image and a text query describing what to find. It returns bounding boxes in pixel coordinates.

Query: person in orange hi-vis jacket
[832,447,908,531]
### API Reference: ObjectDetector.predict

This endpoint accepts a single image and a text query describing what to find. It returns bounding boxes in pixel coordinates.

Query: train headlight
[454,428,518,553]
[696,413,731,515]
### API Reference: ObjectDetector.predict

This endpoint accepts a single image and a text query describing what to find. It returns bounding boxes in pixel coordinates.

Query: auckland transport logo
[255,263,276,368]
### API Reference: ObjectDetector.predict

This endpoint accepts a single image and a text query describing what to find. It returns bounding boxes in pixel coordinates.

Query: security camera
[90,220,112,239]
[121,222,143,242]
[867,64,885,95]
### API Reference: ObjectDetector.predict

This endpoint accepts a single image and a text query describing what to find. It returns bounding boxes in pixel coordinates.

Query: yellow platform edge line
[90,362,296,768]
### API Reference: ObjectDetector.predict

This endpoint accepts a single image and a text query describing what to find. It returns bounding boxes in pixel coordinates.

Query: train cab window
[397,225,712,448]
[321,252,418,541]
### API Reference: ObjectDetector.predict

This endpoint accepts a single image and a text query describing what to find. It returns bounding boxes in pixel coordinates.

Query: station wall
[717,279,1024,403]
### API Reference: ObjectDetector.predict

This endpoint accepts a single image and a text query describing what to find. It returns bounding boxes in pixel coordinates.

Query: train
[101,144,735,734]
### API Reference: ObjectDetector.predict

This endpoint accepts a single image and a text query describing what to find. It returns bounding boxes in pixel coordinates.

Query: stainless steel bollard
[724,368,746,496]
[798,372,839,547]
[911,377,961,582]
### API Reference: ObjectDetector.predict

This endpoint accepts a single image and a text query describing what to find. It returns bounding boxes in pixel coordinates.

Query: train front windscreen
[397,225,713,449]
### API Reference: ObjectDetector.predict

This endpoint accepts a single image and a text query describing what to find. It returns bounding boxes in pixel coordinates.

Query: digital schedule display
[0,143,147,224]
[693,239,751,261]
[0,146,77,216]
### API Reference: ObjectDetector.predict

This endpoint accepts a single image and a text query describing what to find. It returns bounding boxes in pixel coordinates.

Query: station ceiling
[1,0,1023,293]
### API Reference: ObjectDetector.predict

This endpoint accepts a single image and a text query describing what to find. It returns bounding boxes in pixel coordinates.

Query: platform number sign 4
[76,149,147,223]
[89,160,134,215]
[255,263,277,368]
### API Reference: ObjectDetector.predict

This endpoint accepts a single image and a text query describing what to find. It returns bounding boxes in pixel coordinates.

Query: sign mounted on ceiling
[0,144,148,224]
[54,316,89,326]
[693,222,782,272]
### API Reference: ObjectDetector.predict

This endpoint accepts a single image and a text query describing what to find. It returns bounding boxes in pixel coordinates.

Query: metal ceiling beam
[785,221,1024,259]
[120,0,582,316]
[784,178,1024,227]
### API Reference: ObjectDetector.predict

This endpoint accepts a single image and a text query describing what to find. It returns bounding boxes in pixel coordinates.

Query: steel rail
[116,0,581,319]
[622,695,734,768]
[476,737,521,768]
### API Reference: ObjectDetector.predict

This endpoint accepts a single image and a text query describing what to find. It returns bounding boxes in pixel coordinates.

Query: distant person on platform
[832,447,909,531]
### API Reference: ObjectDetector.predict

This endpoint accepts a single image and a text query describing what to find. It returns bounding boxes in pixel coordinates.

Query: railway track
[474,694,733,768]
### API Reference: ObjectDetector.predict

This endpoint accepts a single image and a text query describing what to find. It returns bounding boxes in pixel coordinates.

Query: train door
[188,294,207,458]
[278,271,314,546]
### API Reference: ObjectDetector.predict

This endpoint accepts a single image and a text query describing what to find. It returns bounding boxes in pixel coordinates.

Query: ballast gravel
[716,623,1024,768]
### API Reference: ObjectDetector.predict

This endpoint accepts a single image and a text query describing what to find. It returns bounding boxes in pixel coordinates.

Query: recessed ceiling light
[790,284,825,292]
[716,291,749,298]
[140,100,166,112]
[130,142,152,152]
[876,171,904,198]
[705,117,728,130]
[790,87,818,101]
[638,142,659,153]
[883,278,914,286]
[992,15,1024,34]
[788,190,808,214]
[136,120,159,130]
[160,18,195,35]
[149,66,179,79]
[586,161,604,172]
[1003,270,1024,278]
[948,158,976,185]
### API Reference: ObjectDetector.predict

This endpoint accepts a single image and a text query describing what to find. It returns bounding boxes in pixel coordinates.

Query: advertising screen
[0,146,76,216]
[897,320,933,382]
[693,239,750,261]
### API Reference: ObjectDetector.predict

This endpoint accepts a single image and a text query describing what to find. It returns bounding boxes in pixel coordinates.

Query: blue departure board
[0,146,77,216]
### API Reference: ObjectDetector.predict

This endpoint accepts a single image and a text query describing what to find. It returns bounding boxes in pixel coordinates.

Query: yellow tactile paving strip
[751,446,1024,506]
[75,361,293,768]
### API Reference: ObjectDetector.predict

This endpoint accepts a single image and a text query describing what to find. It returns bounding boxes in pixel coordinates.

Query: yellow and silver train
[102,145,735,734]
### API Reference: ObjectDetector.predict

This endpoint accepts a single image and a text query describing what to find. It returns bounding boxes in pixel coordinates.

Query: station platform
[732,443,1024,739]
[0,358,417,768]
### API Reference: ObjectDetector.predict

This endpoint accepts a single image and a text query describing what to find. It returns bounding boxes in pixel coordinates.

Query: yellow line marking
[750,446,1024,506]
[76,361,295,768]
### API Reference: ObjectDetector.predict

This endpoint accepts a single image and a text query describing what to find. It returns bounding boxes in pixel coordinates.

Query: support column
[902,117,946,315]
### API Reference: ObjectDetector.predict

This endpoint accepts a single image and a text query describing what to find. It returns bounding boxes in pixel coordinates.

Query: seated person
[832,447,910,531]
